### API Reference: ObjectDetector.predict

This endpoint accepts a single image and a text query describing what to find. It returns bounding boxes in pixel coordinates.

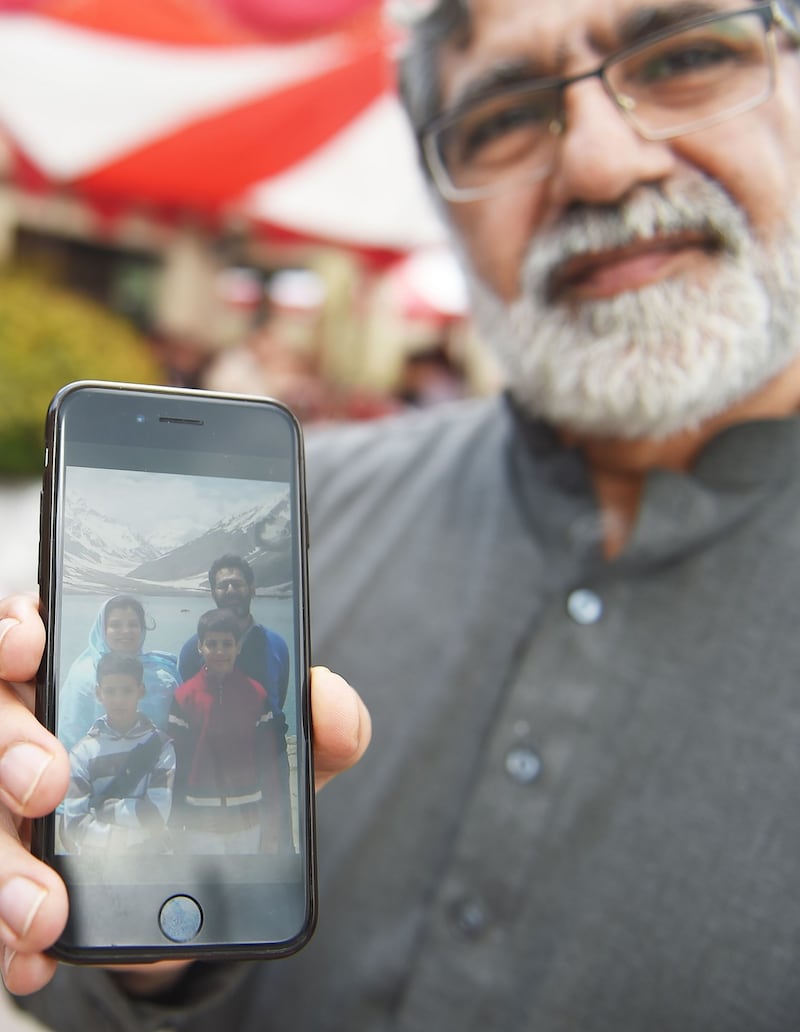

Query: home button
[159,895,203,943]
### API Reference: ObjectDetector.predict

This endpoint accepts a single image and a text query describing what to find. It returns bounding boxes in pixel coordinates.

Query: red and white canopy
[0,0,446,254]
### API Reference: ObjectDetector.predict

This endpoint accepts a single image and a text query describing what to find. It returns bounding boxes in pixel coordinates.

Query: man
[7,0,800,1028]
[179,555,289,715]
[179,554,293,844]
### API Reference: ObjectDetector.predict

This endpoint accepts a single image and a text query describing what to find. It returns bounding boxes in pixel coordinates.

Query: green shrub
[0,270,164,476]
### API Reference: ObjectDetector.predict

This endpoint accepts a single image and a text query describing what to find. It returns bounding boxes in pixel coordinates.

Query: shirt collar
[503,393,800,569]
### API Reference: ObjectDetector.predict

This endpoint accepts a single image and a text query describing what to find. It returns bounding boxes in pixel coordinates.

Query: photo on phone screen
[36,382,315,961]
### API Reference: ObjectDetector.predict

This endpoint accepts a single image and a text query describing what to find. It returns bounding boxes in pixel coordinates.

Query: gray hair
[397,0,472,137]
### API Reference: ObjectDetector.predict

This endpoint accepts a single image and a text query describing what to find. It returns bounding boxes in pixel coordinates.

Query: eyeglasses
[215,578,248,591]
[420,1,800,202]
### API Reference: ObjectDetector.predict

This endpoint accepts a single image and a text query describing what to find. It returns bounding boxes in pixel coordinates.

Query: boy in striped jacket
[63,651,175,855]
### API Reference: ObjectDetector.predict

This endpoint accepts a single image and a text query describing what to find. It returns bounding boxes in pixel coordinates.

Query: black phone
[34,380,315,963]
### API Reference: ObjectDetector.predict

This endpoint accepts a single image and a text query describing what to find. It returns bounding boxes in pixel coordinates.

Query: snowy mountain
[148,520,207,555]
[130,493,292,590]
[63,495,160,590]
[64,492,292,594]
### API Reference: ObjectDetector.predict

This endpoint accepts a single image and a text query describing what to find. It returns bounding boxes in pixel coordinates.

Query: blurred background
[0,0,501,597]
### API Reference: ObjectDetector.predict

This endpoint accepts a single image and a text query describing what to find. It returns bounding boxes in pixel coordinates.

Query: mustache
[522,180,749,299]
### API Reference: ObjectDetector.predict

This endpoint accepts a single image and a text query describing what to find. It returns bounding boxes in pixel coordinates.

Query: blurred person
[6,0,800,1030]
[149,332,213,389]
[203,316,333,420]
[204,323,402,422]
[204,268,401,422]
[204,268,335,420]
[395,340,467,407]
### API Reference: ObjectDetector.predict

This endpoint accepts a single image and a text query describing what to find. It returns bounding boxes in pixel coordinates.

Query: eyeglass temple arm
[773,0,800,44]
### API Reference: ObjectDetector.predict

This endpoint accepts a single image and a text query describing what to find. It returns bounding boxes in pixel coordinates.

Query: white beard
[463,174,800,439]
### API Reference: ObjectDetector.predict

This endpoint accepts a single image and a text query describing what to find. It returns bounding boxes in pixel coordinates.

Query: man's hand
[310,664,371,790]
[0,593,371,996]
[0,594,69,995]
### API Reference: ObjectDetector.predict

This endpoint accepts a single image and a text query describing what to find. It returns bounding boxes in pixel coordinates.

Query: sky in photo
[67,467,287,541]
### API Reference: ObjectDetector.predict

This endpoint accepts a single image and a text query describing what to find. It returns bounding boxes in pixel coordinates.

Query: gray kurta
[17,395,800,1030]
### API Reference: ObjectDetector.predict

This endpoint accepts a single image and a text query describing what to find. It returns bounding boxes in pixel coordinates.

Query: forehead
[106,606,140,622]
[98,673,140,691]
[214,567,246,582]
[202,631,237,644]
[439,0,750,100]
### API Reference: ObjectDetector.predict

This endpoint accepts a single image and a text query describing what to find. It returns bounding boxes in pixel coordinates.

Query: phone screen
[36,382,314,960]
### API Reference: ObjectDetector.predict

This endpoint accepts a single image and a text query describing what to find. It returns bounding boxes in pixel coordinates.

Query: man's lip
[547,232,720,300]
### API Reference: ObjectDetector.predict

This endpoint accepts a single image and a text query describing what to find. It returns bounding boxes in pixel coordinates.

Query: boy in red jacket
[169,609,288,854]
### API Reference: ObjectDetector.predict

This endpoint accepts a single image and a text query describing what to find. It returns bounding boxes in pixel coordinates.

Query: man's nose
[546,76,675,209]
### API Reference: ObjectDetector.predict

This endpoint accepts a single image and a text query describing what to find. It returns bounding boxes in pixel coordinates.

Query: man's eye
[631,40,742,85]
[452,95,555,165]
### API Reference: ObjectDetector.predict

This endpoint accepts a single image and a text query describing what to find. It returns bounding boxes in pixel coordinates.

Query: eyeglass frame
[419,0,800,202]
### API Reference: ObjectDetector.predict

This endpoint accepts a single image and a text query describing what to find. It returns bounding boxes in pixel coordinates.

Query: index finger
[0,594,69,822]
[0,596,45,689]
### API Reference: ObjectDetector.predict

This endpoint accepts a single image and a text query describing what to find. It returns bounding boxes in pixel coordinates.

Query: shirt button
[453,897,489,938]
[505,747,542,785]
[567,588,603,625]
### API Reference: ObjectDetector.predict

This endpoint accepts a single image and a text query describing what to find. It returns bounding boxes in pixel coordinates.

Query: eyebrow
[615,1,734,46]
[442,1,735,118]
[446,58,547,117]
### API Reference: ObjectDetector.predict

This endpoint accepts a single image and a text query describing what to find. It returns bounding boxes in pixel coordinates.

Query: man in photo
[62,653,175,855]
[170,609,286,854]
[179,555,289,717]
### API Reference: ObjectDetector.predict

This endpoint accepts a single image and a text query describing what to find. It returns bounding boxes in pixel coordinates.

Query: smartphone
[34,380,315,963]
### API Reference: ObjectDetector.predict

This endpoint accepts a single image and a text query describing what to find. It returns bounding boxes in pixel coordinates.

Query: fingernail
[0,743,54,808]
[0,878,47,940]
[0,618,19,648]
